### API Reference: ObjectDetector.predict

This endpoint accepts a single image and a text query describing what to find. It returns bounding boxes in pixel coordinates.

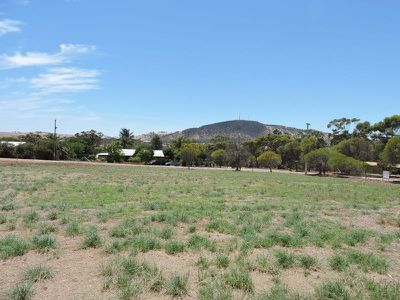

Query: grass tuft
[166,273,189,296]
[24,265,53,282]
[7,282,34,300]
[0,235,29,259]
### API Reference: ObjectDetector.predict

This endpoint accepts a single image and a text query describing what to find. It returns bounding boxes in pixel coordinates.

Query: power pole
[53,119,57,160]
[305,122,310,175]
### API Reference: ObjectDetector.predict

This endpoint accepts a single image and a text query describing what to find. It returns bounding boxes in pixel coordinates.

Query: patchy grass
[223,268,254,293]
[164,240,185,255]
[31,234,57,252]
[1,162,399,299]
[0,235,29,259]
[24,265,53,283]
[165,273,189,297]
[6,282,34,300]
[81,228,102,249]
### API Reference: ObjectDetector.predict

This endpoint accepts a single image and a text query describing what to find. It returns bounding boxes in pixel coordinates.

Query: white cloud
[31,67,100,95]
[0,19,22,36]
[60,44,96,54]
[0,44,95,69]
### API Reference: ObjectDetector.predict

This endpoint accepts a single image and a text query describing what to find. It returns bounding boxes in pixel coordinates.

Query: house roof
[0,141,26,147]
[96,149,136,158]
[153,150,164,158]
[122,149,136,156]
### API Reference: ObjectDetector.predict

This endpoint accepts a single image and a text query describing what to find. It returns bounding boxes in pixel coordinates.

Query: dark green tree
[119,128,134,148]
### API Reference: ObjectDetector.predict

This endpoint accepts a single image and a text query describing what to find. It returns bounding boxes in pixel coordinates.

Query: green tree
[371,115,400,142]
[258,151,282,172]
[119,128,134,148]
[225,139,249,171]
[180,143,205,167]
[75,130,104,157]
[335,138,373,162]
[327,117,360,145]
[151,134,163,150]
[135,144,153,163]
[211,149,225,167]
[329,151,366,176]
[106,141,123,163]
[304,148,330,175]
[380,136,400,166]
[279,140,301,170]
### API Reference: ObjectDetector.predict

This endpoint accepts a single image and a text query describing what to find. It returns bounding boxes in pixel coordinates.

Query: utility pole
[53,119,57,160]
[305,122,310,175]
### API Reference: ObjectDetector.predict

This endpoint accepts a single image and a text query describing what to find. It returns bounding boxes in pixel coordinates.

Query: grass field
[0,161,399,299]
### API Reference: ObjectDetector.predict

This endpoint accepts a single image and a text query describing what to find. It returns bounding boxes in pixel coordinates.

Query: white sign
[383,171,390,180]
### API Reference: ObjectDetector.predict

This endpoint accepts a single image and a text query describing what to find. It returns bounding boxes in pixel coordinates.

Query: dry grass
[0,161,399,299]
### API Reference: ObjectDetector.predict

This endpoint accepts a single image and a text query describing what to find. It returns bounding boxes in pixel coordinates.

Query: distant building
[96,149,136,159]
[95,149,165,160]
[0,141,26,147]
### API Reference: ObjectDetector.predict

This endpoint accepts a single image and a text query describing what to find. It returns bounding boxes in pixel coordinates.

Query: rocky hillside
[162,120,305,143]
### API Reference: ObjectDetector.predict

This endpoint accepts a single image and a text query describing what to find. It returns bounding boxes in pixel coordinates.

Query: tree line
[1,115,399,175]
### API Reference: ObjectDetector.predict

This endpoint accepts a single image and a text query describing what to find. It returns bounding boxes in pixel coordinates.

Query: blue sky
[1,0,399,136]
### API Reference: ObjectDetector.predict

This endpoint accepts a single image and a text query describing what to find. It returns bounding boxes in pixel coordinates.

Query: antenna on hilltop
[306,122,310,131]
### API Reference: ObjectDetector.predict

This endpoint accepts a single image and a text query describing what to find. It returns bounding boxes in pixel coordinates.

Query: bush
[128,156,141,163]
[329,151,367,175]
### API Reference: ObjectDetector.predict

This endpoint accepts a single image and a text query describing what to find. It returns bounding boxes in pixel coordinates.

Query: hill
[162,120,305,142]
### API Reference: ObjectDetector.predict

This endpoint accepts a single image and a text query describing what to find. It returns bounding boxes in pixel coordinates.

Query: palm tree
[119,128,134,148]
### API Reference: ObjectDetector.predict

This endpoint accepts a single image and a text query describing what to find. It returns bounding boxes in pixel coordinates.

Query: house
[96,149,136,160]
[0,141,26,147]
[95,149,164,160]
[153,150,164,158]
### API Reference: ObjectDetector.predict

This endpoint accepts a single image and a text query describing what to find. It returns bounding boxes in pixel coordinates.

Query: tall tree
[119,128,134,148]
[225,138,249,171]
[380,136,400,166]
[327,117,360,145]
[151,134,163,150]
[258,151,282,172]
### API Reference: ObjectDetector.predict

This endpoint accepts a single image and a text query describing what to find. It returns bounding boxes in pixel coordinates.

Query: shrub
[329,151,367,176]
[0,235,29,259]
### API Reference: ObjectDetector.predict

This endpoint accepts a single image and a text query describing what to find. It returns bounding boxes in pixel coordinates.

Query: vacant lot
[0,161,399,299]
